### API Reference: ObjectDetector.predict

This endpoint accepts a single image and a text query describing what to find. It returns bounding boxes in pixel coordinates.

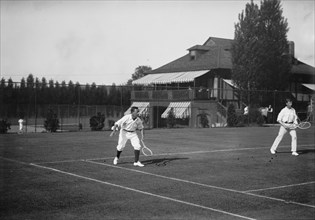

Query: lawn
[1,126,314,219]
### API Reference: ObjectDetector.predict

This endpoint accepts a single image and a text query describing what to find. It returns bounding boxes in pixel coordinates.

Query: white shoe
[133,161,144,167]
[113,157,118,165]
[270,149,276,154]
[292,152,299,156]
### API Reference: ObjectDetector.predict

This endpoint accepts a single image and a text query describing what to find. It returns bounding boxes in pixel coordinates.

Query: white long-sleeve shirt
[115,114,144,131]
[277,107,298,124]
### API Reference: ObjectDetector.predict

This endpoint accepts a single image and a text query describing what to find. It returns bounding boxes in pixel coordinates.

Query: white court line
[244,192,315,208]
[2,155,315,209]
[29,162,255,220]
[85,160,315,209]
[31,143,315,165]
[34,146,268,165]
[0,156,30,165]
[34,147,261,164]
[34,143,315,165]
[244,181,315,193]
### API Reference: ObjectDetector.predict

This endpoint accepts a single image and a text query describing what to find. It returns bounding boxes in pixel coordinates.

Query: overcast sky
[1,0,314,85]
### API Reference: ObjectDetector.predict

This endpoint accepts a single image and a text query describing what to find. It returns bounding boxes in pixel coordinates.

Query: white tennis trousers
[271,126,297,152]
[116,130,141,151]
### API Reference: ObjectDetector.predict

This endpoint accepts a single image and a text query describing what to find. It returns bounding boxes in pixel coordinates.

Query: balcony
[131,89,216,101]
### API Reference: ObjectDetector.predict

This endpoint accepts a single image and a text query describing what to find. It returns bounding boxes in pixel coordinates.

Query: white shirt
[277,107,298,124]
[260,107,268,117]
[244,106,249,115]
[115,114,144,131]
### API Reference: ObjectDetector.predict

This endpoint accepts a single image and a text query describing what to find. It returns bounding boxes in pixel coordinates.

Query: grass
[1,126,315,219]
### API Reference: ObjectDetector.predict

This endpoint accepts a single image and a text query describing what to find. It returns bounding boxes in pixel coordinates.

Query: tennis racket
[296,121,311,129]
[289,118,312,130]
[109,126,119,136]
[141,140,153,156]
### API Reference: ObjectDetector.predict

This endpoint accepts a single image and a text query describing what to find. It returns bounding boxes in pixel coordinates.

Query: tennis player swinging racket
[110,106,147,167]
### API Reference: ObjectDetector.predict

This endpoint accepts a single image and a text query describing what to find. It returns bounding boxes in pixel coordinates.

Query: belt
[123,129,135,132]
[284,121,293,124]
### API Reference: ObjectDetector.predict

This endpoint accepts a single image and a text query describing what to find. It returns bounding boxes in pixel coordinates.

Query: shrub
[90,112,105,131]
[199,112,209,128]
[167,108,176,128]
[108,119,115,130]
[44,109,59,132]
[0,119,11,134]
[227,104,238,127]
[249,108,264,126]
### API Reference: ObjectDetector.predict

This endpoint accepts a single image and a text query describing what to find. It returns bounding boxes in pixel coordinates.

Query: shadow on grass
[107,157,188,166]
[142,157,189,166]
[298,149,315,155]
[275,149,315,155]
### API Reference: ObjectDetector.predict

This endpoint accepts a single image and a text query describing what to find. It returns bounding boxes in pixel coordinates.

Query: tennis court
[1,126,314,219]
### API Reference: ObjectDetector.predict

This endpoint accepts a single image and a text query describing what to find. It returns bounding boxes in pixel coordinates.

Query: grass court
[1,126,314,219]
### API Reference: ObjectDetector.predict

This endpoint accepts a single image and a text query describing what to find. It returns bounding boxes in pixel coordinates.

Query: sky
[1,0,314,85]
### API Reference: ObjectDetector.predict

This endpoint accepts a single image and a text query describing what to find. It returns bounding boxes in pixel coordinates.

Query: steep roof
[149,36,314,78]
[291,60,315,76]
[151,37,233,74]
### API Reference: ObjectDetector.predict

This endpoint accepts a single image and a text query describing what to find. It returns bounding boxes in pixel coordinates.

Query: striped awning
[223,79,238,88]
[124,102,150,116]
[161,102,191,119]
[132,70,209,85]
[302,83,315,91]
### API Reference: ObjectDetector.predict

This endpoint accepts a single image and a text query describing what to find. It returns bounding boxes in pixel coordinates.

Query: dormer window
[187,45,210,61]
[190,50,197,60]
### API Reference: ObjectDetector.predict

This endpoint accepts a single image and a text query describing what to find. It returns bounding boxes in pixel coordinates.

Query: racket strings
[141,140,153,156]
[142,147,153,156]
[298,121,311,129]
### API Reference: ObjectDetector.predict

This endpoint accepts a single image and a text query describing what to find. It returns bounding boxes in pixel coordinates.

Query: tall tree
[26,74,35,89]
[127,65,152,85]
[48,79,55,104]
[232,0,291,91]
[19,77,27,104]
[0,78,5,104]
[60,81,67,104]
[68,80,75,104]
[40,77,48,104]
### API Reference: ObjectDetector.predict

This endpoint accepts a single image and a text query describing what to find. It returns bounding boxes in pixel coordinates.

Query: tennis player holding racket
[111,106,145,167]
[270,98,299,156]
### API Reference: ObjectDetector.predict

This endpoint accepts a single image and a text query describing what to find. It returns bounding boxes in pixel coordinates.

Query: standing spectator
[260,105,273,124]
[244,106,249,115]
[18,118,24,134]
[307,101,313,121]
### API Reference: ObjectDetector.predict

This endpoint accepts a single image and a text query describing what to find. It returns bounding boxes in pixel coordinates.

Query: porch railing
[131,89,214,101]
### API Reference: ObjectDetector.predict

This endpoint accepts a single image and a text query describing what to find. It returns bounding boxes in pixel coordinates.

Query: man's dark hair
[131,106,139,113]
[285,98,292,103]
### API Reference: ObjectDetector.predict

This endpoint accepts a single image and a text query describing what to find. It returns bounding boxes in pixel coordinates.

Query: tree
[227,104,238,127]
[48,79,55,104]
[68,80,75,104]
[167,108,176,128]
[19,77,27,104]
[0,78,5,88]
[44,109,59,132]
[0,119,11,134]
[127,65,152,85]
[60,81,67,104]
[198,112,209,128]
[26,74,35,89]
[89,112,105,131]
[232,0,291,93]
[40,77,48,104]
[0,78,5,104]
[5,78,15,104]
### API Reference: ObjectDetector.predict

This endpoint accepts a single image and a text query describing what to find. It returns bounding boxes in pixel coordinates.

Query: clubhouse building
[126,37,315,128]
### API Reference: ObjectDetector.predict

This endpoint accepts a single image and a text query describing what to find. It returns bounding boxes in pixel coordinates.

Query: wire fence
[0,82,314,133]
